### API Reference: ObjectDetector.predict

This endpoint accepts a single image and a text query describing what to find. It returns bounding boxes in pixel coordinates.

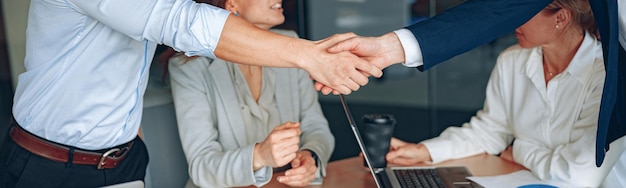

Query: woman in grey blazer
[167,0,334,187]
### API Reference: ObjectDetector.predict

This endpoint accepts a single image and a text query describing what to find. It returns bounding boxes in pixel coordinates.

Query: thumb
[291,153,302,168]
[318,33,358,53]
[327,39,359,54]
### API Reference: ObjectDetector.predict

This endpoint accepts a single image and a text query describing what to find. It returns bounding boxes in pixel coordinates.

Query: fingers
[313,82,336,95]
[315,33,358,49]
[353,58,383,78]
[291,152,303,168]
[309,32,402,95]
[278,172,315,188]
[386,149,420,166]
[314,73,375,95]
[333,85,353,95]
[270,122,300,142]
[259,139,299,168]
[385,149,402,161]
[347,68,370,87]
[386,143,431,166]
[340,75,362,92]
[274,121,300,130]
[280,151,298,167]
[308,34,379,95]
[312,58,376,95]
[270,136,300,166]
[335,51,381,85]
[390,137,408,149]
[386,145,411,161]
[254,122,302,168]
[327,35,361,54]
[313,82,324,92]
[387,157,421,166]
[278,155,317,187]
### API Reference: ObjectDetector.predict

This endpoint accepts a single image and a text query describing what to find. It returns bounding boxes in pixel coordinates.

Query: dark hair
[195,0,227,9]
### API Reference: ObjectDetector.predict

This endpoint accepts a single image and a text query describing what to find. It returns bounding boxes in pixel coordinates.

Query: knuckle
[360,79,369,86]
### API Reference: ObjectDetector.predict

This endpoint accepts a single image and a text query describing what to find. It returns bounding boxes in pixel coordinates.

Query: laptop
[338,95,482,188]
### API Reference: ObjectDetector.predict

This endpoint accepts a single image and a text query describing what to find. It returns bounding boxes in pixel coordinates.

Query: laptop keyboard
[394,169,446,188]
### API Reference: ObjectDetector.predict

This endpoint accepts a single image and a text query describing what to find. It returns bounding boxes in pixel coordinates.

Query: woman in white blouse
[167,0,334,187]
[384,0,623,187]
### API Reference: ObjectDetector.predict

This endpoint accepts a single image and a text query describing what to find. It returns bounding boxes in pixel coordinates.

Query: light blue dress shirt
[13,0,230,150]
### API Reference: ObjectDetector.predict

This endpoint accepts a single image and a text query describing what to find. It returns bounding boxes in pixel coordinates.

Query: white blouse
[421,33,617,187]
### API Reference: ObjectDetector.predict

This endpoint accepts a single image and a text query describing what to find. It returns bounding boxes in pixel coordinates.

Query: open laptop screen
[338,95,384,188]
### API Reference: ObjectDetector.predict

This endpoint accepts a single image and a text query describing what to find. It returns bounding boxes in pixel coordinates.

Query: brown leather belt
[9,125,133,169]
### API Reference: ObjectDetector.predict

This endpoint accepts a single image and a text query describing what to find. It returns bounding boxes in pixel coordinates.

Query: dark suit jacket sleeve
[407,0,552,71]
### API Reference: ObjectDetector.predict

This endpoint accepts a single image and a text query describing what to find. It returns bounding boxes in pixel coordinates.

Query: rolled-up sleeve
[66,0,229,58]
[421,60,513,164]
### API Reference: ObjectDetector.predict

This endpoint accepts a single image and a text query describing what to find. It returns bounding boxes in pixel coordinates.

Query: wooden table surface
[253,153,527,188]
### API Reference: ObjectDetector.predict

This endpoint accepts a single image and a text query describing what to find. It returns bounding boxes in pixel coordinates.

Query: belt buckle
[97,148,121,169]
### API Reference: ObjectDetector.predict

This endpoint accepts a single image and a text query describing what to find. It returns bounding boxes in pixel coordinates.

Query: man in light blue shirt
[0,0,382,187]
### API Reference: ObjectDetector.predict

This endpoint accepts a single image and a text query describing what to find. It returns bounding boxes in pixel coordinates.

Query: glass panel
[0,1,14,141]
[425,1,517,135]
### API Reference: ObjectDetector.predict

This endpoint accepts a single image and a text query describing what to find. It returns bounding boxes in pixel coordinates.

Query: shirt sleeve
[65,0,229,58]
[393,29,424,68]
[252,166,272,187]
[421,55,514,164]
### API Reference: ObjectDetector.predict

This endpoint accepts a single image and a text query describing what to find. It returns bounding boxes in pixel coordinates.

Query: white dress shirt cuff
[393,29,424,68]
[420,137,455,164]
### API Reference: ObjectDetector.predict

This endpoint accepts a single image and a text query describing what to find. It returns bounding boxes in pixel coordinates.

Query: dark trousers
[0,121,149,188]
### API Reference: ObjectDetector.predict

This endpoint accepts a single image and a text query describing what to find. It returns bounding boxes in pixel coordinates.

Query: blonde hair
[545,0,597,36]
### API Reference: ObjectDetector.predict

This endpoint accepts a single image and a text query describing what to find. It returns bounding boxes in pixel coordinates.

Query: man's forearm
[214,15,381,94]
[214,14,310,68]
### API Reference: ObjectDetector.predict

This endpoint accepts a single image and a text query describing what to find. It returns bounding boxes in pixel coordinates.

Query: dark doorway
[0,2,15,142]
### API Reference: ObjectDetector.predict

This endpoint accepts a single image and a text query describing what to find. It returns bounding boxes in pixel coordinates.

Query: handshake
[300,32,408,95]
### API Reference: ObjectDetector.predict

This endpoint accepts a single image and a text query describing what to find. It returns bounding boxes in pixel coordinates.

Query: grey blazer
[168,30,334,188]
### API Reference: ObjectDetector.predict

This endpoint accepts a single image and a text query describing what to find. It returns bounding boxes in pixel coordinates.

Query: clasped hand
[252,122,317,187]
[311,32,407,95]
[385,137,433,166]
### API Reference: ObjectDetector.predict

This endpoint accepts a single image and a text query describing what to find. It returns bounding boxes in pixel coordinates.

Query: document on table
[467,170,564,188]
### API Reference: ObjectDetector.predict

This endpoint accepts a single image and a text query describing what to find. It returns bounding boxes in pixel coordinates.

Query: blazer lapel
[272,68,297,122]
[209,60,248,146]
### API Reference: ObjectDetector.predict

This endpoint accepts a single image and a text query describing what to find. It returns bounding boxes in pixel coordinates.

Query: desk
[257,153,527,188]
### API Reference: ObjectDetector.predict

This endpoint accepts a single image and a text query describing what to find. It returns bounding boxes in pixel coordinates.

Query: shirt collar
[563,32,602,84]
[524,32,601,84]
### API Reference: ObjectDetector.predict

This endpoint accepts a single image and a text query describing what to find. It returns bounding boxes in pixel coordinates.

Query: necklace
[543,63,557,78]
